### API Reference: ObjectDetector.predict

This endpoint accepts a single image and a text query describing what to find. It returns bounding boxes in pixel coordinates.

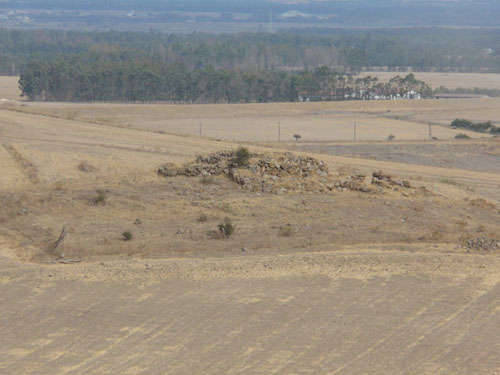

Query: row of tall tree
[19,57,431,103]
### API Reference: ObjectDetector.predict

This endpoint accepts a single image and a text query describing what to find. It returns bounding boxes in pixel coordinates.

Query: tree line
[19,57,431,103]
[2,28,500,76]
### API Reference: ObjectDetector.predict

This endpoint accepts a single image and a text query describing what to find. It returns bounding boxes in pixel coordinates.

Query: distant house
[403,90,421,100]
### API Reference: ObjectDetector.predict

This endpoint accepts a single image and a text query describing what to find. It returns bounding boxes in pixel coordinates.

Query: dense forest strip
[19,58,431,103]
[1,28,500,76]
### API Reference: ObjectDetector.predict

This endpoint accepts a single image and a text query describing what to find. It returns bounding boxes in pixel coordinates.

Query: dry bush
[217,218,235,238]
[200,176,215,185]
[53,180,66,191]
[91,190,107,205]
[439,178,458,186]
[78,161,97,173]
[279,224,295,237]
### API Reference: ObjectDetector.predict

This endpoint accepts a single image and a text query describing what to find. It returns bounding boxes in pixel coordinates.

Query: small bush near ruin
[218,218,235,238]
[233,147,251,167]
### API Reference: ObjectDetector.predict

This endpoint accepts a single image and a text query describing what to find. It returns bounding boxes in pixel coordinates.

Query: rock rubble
[158,150,415,196]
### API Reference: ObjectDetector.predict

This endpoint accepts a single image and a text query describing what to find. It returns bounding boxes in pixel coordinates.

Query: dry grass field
[1,96,500,374]
[7,97,500,142]
[359,71,500,90]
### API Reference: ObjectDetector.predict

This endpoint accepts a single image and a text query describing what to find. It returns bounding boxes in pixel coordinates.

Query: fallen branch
[48,225,67,255]
[54,257,81,264]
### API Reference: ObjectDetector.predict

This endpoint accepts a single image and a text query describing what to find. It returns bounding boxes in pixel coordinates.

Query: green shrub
[218,217,235,238]
[233,147,251,167]
[122,231,133,241]
[387,134,395,141]
[490,126,500,135]
[451,118,496,133]
[451,118,474,129]
[91,189,107,205]
[455,133,471,139]
[198,213,208,222]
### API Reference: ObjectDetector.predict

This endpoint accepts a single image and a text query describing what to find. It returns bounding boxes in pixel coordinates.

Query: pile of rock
[158,150,414,195]
[326,174,368,192]
[250,153,329,178]
[159,150,239,178]
[372,171,411,189]
[466,236,500,252]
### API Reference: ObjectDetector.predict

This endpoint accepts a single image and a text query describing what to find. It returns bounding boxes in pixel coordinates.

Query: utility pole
[353,122,357,141]
[428,122,432,141]
[278,122,281,143]
[199,123,202,137]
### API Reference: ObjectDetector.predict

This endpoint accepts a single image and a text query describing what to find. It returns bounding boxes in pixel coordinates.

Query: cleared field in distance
[15,97,500,142]
[0,76,21,100]
[359,71,500,90]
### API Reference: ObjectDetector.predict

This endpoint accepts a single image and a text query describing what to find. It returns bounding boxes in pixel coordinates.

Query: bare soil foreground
[1,102,500,374]
[2,248,500,375]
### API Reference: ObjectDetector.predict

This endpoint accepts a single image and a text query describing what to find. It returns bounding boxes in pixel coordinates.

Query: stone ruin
[158,150,413,195]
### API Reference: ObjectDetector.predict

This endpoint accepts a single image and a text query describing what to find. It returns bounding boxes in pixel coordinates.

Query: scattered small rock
[466,236,500,252]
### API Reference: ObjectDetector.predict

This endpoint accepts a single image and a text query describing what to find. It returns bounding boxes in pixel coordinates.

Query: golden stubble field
[359,71,500,89]
[9,97,500,142]
[0,76,21,101]
[1,83,500,374]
